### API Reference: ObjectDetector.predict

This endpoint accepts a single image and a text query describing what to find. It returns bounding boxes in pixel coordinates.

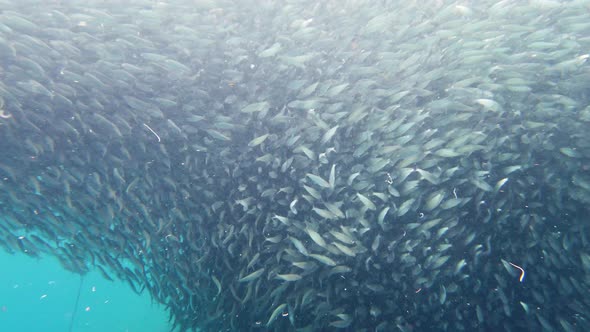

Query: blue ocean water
[0,251,173,332]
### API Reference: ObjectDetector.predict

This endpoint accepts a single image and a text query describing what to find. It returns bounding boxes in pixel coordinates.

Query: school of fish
[1,0,590,331]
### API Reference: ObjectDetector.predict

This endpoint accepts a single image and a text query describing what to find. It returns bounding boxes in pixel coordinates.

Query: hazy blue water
[0,251,173,332]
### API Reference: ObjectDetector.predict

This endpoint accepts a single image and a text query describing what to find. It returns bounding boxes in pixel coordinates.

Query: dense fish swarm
[1,0,590,331]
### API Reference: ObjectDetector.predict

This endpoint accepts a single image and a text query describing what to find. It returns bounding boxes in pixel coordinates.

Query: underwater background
[0,251,173,331]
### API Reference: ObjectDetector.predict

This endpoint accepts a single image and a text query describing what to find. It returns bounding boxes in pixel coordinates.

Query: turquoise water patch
[0,251,173,332]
